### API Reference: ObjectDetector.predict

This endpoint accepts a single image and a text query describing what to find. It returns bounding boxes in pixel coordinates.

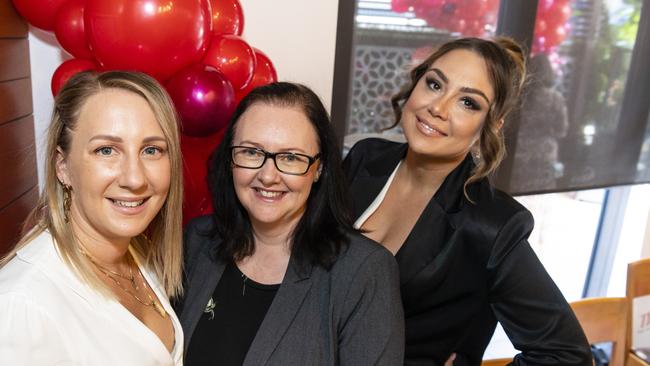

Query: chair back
[481,358,511,366]
[627,258,650,365]
[570,297,628,366]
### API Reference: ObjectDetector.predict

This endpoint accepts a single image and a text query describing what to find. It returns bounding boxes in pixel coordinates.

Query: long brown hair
[389,37,527,194]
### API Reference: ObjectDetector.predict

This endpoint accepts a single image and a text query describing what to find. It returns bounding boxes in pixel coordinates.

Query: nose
[118,154,147,191]
[256,157,281,186]
[428,95,451,121]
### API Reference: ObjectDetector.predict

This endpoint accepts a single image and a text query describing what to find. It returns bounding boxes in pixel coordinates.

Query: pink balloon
[51,59,97,96]
[85,0,212,81]
[54,0,93,60]
[166,64,236,137]
[391,0,412,13]
[11,0,67,31]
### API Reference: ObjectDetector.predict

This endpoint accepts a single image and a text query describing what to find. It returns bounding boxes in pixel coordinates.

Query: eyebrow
[89,135,167,144]
[238,140,309,154]
[429,68,492,105]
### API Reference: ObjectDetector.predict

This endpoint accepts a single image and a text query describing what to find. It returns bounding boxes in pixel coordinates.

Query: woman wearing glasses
[178,82,404,365]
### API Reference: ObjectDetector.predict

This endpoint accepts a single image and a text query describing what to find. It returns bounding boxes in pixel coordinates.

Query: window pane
[510,0,645,194]
[345,0,501,147]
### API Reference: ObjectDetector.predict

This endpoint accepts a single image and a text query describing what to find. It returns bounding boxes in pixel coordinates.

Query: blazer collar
[182,237,315,363]
[358,142,474,215]
[353,144,476,287]
[243,258,314,366]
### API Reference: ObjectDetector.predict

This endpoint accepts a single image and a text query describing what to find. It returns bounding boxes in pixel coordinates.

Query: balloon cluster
[391,0,500,37]
[391,0,571,53]
[13,0,278,223]
[532,0,572,55]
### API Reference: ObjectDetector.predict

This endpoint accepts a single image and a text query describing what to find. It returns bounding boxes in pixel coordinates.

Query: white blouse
[0,231,183,366]
[354,160,402,229]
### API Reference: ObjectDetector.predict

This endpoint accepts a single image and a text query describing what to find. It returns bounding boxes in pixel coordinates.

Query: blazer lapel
[349,143,407,219]
[395,154,473,289]
[243,259,313,366]
[181,245,226,349]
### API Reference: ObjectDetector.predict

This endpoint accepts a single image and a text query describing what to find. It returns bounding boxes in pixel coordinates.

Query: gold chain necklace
[81,249,167,318]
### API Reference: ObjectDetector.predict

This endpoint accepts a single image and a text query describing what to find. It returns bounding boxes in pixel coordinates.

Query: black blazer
[343,138,592,366]
[178,215,405,365]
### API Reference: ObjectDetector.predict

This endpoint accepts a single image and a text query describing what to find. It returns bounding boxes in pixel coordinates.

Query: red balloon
[85,0,212,81]
[51,59,97,96]
[209,0,244,36]
[391,0,412,13]
[166,64,236,137]
[54,0,93,60]
[235,48,277,103]
[181,131,225,225]
[11,0,67,31]
[203,35,256,90]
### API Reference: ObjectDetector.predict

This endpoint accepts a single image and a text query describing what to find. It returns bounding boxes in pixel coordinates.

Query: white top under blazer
[0,231,183,366]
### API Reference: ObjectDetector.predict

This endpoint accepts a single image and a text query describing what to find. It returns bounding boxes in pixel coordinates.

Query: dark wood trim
[330,0,357,148]
[0,0,28,37]
[0,115,37,210]
[0,186,38,255]
[0,77,33,125]
[0,38,30,81]
[492,0,538,192]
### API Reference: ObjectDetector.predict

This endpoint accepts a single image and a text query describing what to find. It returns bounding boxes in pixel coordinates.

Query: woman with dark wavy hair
[179,82,404,365]
[344,37,591,365]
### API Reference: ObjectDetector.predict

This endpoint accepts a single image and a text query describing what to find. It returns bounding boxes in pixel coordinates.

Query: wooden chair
[481,358,511,366]
[570,297,628,366]
[626,258,650,366]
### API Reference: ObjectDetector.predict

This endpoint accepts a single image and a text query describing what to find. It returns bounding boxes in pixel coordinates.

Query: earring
[472,149,481,162]
[62,184,72,222]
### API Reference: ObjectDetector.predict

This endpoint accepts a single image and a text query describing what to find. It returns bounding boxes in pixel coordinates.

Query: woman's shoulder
[468,180,533,227]
[183,215,221,263]
[330,232,396,277]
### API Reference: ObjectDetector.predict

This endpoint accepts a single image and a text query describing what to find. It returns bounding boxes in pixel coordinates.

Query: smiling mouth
[416,117,448,136]
[109,198,148,207]
[255,188,284,198]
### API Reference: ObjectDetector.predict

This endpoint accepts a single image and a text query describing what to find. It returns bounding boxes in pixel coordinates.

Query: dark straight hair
[207,82,355,270]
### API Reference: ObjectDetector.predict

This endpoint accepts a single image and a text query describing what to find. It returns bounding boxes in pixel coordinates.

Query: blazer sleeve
[337,246,405,365]
[0,293,74,365]
[488,211,592,366]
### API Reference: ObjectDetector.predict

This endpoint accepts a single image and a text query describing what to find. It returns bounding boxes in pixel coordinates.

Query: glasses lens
[232,147,265,168]
[275,153,310,175]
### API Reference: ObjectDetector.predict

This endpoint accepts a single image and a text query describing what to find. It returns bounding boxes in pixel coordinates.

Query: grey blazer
[179,216,405,366]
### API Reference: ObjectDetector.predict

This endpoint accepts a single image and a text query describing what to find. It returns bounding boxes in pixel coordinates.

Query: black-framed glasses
[231,146,321,175]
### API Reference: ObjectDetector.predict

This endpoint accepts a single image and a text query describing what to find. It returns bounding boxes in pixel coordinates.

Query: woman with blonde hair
[0,71,184,365]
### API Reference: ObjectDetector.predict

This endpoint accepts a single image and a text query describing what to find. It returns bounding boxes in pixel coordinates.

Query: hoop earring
[63,184,72,222]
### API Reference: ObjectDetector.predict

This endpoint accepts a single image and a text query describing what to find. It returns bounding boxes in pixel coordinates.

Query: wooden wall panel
[0,186,37,255]
[0,38,30,80]
[1,0,36,253]
[0,115,37,209]
[0,0,27,37]
[0,77,32,125]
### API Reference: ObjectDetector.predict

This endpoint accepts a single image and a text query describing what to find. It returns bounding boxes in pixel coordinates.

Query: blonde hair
[1,71,184,298]
[388,37,527,199]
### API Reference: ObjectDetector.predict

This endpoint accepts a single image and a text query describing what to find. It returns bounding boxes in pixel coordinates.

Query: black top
[185,262,279,366]
[343,138,592,366]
